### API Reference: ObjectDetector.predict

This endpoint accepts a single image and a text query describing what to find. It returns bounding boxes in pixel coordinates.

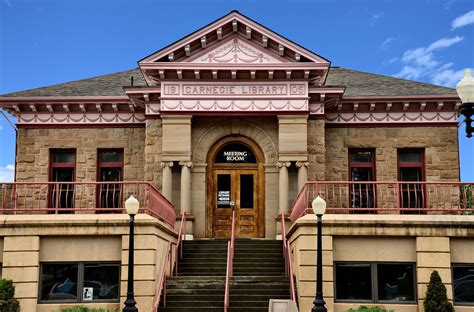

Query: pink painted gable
[189,37,284,64]
[139,11,329,65]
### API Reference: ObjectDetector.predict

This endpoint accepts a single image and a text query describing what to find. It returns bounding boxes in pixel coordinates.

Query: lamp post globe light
[123,195,139,312]
[456,69,474,138]
[311,195,327,312]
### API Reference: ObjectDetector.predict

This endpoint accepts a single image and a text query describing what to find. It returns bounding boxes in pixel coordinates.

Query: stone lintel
[278,114,309,124]
[278,153,308,162]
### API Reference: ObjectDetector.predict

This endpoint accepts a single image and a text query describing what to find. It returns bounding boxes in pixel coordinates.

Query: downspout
[1,110,18,182]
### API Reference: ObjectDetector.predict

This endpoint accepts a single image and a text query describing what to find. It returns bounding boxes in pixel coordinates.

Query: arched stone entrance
[206,136,265,238]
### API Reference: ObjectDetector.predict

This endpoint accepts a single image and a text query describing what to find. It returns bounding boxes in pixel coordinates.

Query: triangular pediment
[188,37,285,64]
[139,11,330,65]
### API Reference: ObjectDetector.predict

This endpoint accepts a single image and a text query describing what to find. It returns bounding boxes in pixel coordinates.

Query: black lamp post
[123,195,139,312]
[311,195,327,312]
[456,69,474,138]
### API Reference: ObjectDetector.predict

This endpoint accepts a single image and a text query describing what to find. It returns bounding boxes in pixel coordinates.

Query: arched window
[214,143,256,163]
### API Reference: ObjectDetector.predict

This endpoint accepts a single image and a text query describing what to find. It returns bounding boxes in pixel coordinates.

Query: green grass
[345,306,394,312]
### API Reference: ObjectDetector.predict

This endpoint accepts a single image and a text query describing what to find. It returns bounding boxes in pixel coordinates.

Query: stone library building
[0,10,472,312]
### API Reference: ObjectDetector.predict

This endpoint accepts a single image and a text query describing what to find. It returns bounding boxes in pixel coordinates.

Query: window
[335,263,372,300]
[453,264,474,305]
[335,262,416,303]
[97,149,123,210]
[398,149,425,210]
[349,149,376,211]
[39,262,120,303]
[49,150,76,211]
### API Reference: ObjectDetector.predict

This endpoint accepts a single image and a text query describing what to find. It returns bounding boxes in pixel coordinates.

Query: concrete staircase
[158,239,295,311]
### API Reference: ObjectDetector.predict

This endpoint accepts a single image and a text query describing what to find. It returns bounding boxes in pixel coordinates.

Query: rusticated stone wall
[16,127,146,182]
[15,127,146,210]
[307,118,326,181]
[144,119,163,189]
[324,126,460,181]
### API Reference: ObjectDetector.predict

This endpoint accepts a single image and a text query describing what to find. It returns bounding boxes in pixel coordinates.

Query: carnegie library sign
[163,82,306,97]
[159,81,309,113]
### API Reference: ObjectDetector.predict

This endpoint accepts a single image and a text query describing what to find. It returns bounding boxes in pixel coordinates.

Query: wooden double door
[210,167,262,238]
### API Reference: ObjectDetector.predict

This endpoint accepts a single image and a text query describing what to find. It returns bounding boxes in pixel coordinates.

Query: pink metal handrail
[154,211,186,310]
[291,181,474,222]
[153,242,172,310]
[224,209,236,312]
[281,212,296,302]
[281,212,288,275]
[174,211,187,276]
[0,181,176,226]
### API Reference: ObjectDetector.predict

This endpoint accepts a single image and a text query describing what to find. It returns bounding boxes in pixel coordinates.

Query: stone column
[296,161,309,192]
[161,162,173,202]
[416,237,453,306]
[179,161,193,215]
[2,236,40,311]
[277,161,291,214]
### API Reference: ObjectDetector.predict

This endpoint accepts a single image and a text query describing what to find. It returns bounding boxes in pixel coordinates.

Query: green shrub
[424,270,454,312]
[0,279,20,312]
[54,307,114,312]
[461,184,473,214]
[345,306,394,312]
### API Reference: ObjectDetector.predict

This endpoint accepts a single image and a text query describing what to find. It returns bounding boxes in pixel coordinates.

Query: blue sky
[0,0,473,181]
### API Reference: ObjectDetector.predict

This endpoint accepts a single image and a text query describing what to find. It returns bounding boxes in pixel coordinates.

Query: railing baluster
[442,184,446,211]
[1,184,5,210]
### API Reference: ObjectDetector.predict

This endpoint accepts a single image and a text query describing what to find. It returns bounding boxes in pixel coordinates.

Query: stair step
[162,301,224,307]
[179,262,285,268]
[178,258,285,266]
[162,240,293,311]
[166,288,290,295]
[159,308,269,312]
[164,294,291,301]
[183,239,281,244]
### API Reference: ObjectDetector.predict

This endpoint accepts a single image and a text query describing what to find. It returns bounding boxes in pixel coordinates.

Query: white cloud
[395,66,423,80]
[452,10,474,30]
[371,12,384,26]
[394,36,465,86]
[427,36,463,51]
[383,57,399,65]
[380,37,396,50]
[432,68,466,88]
[388,57,398,64]
[0,165,14,182]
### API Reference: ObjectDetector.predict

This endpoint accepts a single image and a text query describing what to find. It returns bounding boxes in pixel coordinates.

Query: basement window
[39,262,120,303]
[335,262,416,303]
[453,264,474,305]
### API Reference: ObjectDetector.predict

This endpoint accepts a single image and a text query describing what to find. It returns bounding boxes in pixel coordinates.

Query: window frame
[348,148,377,177]
[452,263,474,306]
[397,149,426,210]
[48,149,77,209]
[348,148,377,210]
[97,149,124,173]
[96,149,124,209]
[397,149,425,181]
[334,261,417,304]
[38,261,121,304]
